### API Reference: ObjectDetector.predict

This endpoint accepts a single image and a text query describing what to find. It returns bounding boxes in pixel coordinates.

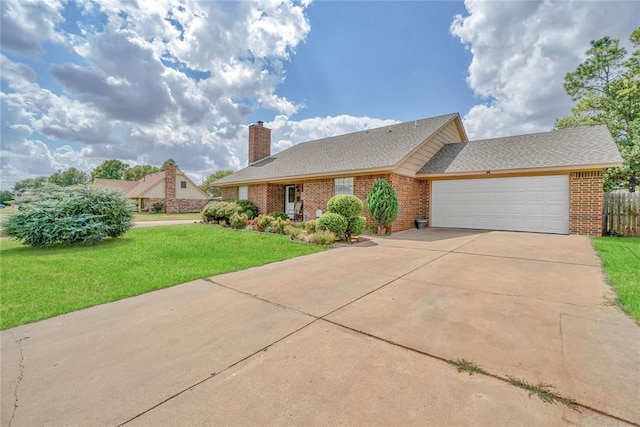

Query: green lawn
[0,225,326,329]
[592,237,640,323]
[133,212,202,221]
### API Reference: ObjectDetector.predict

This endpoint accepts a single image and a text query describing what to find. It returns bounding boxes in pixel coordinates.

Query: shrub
[201,201,241,223]
[253,213,274,232]
[235,199,259,219]
[268,217,290,234]
[304,219,318,233]
[307,230,336,245]
[366,179,398,233]
[284,225,302,238]
[2,185,134,247]
[152,202,164,213]
[269,211,289,220]
[327,194,363,218]
[230,212,248,230]
[316,212,347,238]
[346,216,366,238]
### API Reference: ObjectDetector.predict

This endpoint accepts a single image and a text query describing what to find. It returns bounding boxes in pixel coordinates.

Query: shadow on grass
[0,236,134,257]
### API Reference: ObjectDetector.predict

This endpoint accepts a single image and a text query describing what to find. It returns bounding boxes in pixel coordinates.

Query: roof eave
[417,162,623,178]
[216,166,397,186]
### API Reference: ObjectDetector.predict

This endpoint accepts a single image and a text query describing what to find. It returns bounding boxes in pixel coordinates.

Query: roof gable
[125,171,166,197]
[216,113,460,185]
[418,125,623,175]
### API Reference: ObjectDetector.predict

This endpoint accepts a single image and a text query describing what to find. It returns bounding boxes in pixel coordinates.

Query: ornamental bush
[346,216,366,238]
[316,212,348,237]
[234,199,259,219]
[2,185,134,247]
[365,179,398,233]
[230,212,248,229]
[327,194,363,218]
[201,201,241,223]
[306,230,336,245]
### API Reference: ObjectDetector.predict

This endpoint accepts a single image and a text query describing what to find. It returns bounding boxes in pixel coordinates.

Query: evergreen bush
[2,185,134,247]
[365,179,398,233]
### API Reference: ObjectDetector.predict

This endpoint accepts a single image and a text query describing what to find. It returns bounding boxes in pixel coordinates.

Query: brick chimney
[248,121,271,164]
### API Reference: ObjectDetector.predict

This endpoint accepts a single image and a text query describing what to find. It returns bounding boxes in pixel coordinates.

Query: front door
[285,185,296,219]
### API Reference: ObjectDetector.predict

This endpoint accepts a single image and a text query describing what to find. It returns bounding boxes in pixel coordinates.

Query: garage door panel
[431,176,569,234]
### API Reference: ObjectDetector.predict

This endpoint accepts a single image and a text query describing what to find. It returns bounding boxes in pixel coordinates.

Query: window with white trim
[334,177,354,195]
[238,186,248,200]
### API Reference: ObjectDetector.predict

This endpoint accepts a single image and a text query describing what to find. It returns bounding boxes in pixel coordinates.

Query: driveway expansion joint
[7,334,29,427]
[319,317,640,426]
[452,250,602,268]
[117,318,319,426]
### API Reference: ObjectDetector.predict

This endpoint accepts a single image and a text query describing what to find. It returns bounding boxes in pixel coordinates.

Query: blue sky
[1,0,638,189]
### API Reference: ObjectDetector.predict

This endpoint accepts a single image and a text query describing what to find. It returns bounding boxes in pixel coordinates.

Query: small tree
[365,179,398,235]
[49,167,89,186]
[2,185,134,247]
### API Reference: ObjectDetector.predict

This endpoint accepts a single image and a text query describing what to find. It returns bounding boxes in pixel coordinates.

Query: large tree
[12,176,48,193]
[49,167,89,187]
[555,28,640,191]
[125,164,161,181]
[91,159,129,180]
[200,170,233,197]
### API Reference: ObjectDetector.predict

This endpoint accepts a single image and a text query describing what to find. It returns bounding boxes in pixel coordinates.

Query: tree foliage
[49,167,89,187]
[125,164,161,181]
[161,158,177,170]
[200,170,233,197]
[555,27,640,191]
[2,185,134,247]
[13,177,48,193]
[91,159,129,180]
[365,179,398,232]
[0,190,14,205]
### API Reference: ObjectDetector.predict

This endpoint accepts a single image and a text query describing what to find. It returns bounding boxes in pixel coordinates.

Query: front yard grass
[133,212,202,221]
[0,224,326,329]
[592,236,640,323]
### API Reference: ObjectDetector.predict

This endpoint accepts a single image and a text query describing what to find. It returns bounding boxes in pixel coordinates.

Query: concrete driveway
[2,229,639,426]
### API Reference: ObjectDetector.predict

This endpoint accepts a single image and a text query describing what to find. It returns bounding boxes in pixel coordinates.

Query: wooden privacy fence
[603,192,640,236]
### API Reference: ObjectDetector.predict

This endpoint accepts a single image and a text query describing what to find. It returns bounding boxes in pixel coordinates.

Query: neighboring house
[94,163,209,213]
[214,113,623,236]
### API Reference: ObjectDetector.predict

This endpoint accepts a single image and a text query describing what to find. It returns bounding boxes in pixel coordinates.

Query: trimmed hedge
[327,195,363,218]
[316,212,348,237]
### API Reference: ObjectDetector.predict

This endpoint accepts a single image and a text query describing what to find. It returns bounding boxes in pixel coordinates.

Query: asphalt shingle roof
[216,113,460,185]
[418,125,623,175]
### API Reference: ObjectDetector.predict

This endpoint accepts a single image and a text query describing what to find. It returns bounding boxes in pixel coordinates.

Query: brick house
[215,113,622,236]
[94,163,209,213]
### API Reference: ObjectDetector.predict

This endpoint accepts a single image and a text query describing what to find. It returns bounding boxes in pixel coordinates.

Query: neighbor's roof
[216,113,461,185]
[93,178,138,193]
[125,171,165,198]
[418,125,623,175]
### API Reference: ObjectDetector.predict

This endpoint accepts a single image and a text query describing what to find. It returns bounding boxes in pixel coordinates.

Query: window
[180,181,187,189]
[238,186,248,200]
[334,177,354,195]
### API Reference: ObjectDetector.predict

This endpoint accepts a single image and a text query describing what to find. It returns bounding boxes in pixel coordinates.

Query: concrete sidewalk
[2,229,639,426]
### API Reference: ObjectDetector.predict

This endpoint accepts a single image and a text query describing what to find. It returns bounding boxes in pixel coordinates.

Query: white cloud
[451,0,640,139]
[1,0,313,189]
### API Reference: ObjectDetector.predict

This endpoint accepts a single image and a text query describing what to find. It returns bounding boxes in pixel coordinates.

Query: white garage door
[431,176,569,234]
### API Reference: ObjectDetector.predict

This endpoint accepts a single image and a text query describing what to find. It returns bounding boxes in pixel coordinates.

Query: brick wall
[221,187,237,200]
[389,173,427,232]
[570,170,604,236]
[266,184,285,213]
[146,197,207,213]
[303,178,334,220]
[248,184,267,213]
